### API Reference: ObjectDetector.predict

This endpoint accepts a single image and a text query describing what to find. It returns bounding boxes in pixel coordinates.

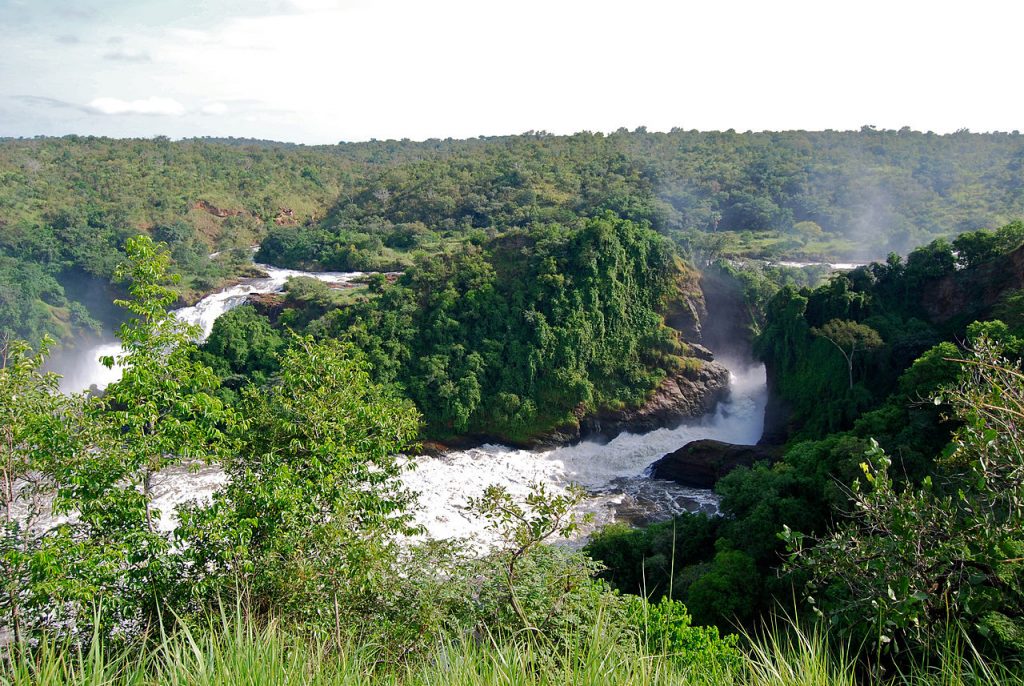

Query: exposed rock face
[193,199,242,218]
[758,365,792,446]
[533,360,731,447]
[687,343,716,362]
[247,293,287,323]
[922,244,1024,325]
[698,266,757,361]
[274,207,297,225]
[650,439,780,488]
[664,259,708,343]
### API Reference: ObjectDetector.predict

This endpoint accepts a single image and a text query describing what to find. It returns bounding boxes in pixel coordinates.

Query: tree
[784,337,1024,654]
[468,482,589,635]
[812,319,883,390]
[51,235,234,636]
[178,335,421,628]
[199,305,283,384]
[0,335,87,643]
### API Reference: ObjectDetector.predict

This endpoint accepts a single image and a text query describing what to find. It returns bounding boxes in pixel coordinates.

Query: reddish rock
[193,199,242,218]
[274,207,298,226]
[923,244,1024,325]
[533,360,731,446]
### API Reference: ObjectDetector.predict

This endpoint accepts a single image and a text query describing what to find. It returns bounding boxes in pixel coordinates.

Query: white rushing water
[56,265,363,393]
[126,359,766,546]
[404,359,766,549]
[776,260,865,270]
[49,263,769,548]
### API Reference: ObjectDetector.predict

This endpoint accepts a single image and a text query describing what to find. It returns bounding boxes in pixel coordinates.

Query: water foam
[56,266,363,393]
[404,360,766,548]
[49,264,768,549]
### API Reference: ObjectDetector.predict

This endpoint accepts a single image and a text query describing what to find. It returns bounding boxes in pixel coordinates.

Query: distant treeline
[3,128,1024,342]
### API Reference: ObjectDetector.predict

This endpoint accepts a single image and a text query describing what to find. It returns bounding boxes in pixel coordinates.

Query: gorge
[48,260,768,547]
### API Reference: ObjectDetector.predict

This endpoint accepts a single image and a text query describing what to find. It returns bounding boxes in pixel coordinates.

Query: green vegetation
[312,214,692,442]
[587,222,1024,666]
[7,132,1024,681]
[4,129,1024,344]
[196,213,711,443]
[1,239,742,680]
[787,336,1024,655]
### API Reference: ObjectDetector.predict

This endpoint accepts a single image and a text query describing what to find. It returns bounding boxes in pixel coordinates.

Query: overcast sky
[1,0,1022,144]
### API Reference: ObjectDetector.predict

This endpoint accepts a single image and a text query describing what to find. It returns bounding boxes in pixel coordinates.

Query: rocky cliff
[922,244,1024,326]
[532,360,731,447]
[650,439,781,488]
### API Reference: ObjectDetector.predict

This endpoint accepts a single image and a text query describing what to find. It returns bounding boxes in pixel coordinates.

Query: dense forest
[4,128,1024,344]
[587,224,1024,658]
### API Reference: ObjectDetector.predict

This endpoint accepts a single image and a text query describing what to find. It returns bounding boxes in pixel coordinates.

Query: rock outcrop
[274,207,297,225]
[664,258,708,343]
[922,244,1024,325]
[533,360,731,446]
[193,199,243,218]
[650,439,781,488]
[247,292,287,323]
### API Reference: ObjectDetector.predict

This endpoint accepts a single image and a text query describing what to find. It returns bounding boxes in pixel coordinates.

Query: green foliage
[749,223,1024,440]
[0,237,236,641]
[0,336,88,644]
[197,305,284,390]
[318,215,686,441]
[684,549,761,629]
[178,335,422,629]
[786,338,1024,655]
[467,483,596,640]
[57,236,233,638]
[6,130,1024,343]
[811,319,884,390]
[625,595,743,672]
[585,515,720,598]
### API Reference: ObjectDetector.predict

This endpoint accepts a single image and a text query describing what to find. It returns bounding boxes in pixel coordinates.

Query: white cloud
[103,47,151,62]
[87,96,186,116]
[200,102,228,116]
[167,28,212,44]
[4,0,1024,142]
[286,0,348,11]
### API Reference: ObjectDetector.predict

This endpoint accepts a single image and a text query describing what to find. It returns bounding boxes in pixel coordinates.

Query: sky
[1,0,1022,144]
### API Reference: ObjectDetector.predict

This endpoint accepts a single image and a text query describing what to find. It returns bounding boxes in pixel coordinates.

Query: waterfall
[55,265,363,393]
[404,359,766,548]
[47,264,769,546]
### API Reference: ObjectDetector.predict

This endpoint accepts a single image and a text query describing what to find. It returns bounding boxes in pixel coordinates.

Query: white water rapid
[50,263,769,548]
[404,360,766,549]
[56,265,364,394]
[776,260,865,270]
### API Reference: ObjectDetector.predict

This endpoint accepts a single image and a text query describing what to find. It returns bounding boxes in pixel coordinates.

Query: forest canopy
[4,128,1024,342]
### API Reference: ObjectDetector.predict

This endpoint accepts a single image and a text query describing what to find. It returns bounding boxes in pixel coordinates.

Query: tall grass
[2,611,1021,686]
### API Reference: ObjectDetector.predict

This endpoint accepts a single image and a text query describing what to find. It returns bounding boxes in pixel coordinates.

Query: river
[49,264,768,548]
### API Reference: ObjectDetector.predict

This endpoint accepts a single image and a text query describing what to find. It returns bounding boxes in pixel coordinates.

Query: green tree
[199,305,283,385]
[178,335,421,628]
[0,336,87,643]
[684,549,760,628]
[812,319,884,390]
[52,235,234,635]
[785,337,1024,654]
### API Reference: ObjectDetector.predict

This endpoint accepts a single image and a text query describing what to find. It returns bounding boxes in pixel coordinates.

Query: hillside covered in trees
[3,128,1024,345]
[6,206,1024,685]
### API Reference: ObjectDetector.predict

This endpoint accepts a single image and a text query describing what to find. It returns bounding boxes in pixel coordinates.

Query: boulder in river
[650,439,781,489]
